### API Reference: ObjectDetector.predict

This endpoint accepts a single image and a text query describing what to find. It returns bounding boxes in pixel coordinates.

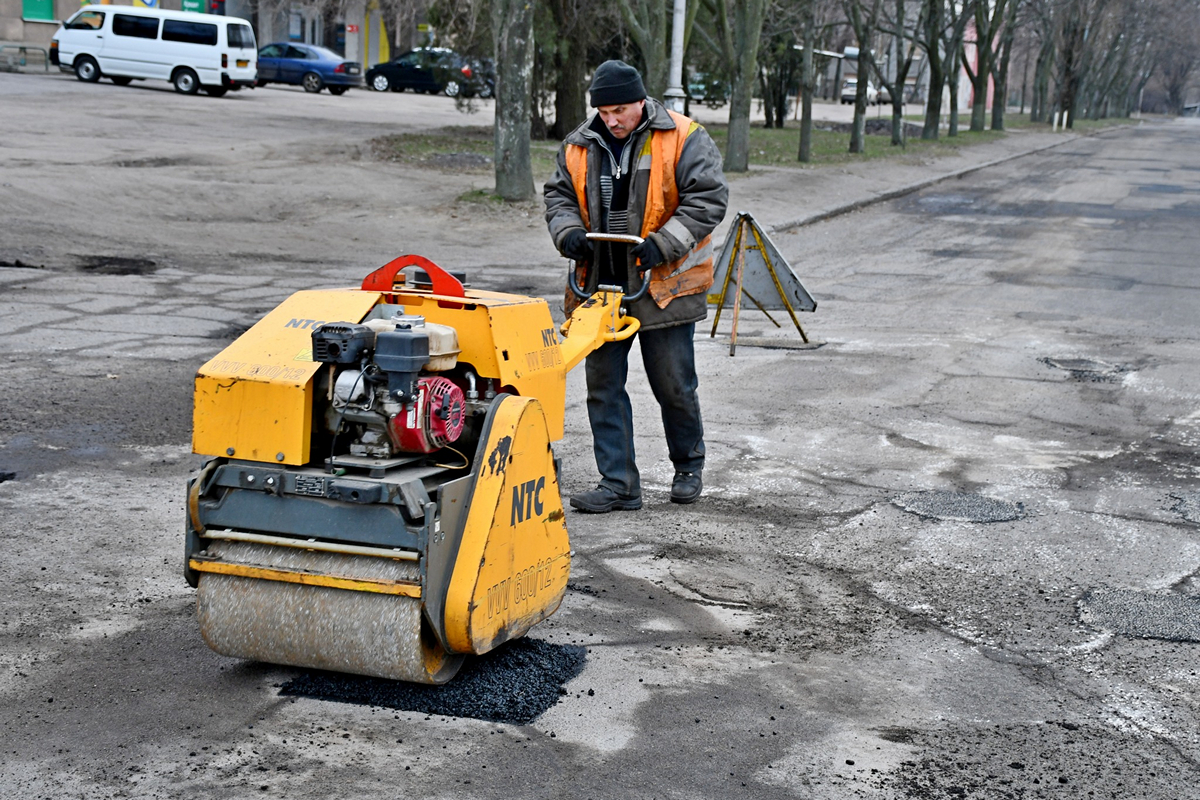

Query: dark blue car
[256,43,363,95]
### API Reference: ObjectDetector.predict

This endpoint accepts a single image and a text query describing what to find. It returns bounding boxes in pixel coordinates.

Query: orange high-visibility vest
[564,109,715,309]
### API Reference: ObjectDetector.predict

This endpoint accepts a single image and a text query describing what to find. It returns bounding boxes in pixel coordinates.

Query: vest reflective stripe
[565,111,715,309]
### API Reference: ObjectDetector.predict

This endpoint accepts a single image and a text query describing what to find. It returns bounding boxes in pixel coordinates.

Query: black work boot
[570,485,642,513]
[670,471,703,504]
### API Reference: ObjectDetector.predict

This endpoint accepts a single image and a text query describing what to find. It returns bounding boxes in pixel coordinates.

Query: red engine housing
[387,376,466,454]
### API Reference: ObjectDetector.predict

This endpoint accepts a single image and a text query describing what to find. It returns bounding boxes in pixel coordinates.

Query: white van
[50,5,256,97]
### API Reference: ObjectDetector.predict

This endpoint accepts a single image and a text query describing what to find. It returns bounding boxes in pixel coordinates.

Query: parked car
[365,47,486,97]
[50,4,256,96]
[877,84,892,105]
[255,43,362,94]
[466,56,495,99]
[687,72,728,108]
[840,78,878,105]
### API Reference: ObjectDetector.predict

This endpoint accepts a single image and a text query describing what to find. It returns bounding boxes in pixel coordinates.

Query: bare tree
[545,0,595,139]
[705,0,770,171]
[616,0,673,97]
[988,0,1024,129]
[961,0,1009,131]
[1054,0,1113,127]
[875,0,931,145]
[758,20,802,129]
[941,0,973,136]
[1156,0,1200,114]
[799,0,843,160]
[917,0,946,138]
[843,0,883,153]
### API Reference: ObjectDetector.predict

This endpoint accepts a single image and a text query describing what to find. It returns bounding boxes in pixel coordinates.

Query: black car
[366,47,489,98]
[466,56,495,99]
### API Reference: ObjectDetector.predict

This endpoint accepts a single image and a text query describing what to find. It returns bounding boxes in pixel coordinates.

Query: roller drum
[196,540,463,684]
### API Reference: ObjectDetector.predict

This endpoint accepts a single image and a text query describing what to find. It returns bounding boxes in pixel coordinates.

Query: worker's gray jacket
[544,98,729,330]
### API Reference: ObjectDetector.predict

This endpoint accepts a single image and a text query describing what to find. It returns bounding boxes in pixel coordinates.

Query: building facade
[3,0,402,70]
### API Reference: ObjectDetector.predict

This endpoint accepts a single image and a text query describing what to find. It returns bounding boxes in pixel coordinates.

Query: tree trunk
[966,54,988,131]
[725,0,769,172]
[760,67,777,128]
[947,46,961,136]
[850,78,868,152]
[991,49,1010,130]
[990,8,1016,131]
[1030,35,1054,122]
[547,0,589,141]
[798,8,815,162]
[550,37,587,140]
[921,0,944,140]
[492,0,535,201]
[879,0,926,146]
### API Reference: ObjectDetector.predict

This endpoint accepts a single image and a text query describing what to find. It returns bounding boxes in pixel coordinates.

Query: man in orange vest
[545,60,729,512]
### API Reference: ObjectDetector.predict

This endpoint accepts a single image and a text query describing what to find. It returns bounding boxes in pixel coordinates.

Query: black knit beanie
[589,60,647,107]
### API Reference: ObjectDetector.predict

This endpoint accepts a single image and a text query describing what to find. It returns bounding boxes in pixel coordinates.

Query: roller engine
[185,256,638,684]
[313,317,470,458]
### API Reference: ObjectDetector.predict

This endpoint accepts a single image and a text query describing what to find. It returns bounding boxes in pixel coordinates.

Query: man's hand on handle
[562,229,593,261]
[630,237,664,269]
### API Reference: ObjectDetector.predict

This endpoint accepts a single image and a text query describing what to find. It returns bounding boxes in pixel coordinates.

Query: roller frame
[187,264,628,683]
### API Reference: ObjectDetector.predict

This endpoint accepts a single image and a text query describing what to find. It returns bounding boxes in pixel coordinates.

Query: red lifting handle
[361,254,466,298]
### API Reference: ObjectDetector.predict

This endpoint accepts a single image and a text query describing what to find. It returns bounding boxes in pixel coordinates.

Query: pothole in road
[112,156,210,168]
[74,255,158,276]
[1039,356,1127,382]
[1171,493,1200,524]
[1079,588,1200,642]
[279,638,586,724]
[1136,183,1188,194]
[892,490,1025,523]
[914,193,980,210]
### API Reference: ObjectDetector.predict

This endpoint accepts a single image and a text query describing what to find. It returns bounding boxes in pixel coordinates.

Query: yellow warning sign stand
[708,212,817,356]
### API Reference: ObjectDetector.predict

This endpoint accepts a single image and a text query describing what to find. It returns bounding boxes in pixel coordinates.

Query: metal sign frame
[708,212,817,355]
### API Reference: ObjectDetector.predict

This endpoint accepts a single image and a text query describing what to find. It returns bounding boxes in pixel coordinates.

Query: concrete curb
[766,133,1082,235]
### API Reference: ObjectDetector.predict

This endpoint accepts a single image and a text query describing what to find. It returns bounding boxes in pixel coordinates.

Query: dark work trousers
[583,321,705,497]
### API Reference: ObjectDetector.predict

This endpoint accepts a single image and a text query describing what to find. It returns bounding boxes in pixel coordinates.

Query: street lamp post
[663,0,687,112]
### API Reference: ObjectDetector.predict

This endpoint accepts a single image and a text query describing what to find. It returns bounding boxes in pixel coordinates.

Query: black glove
[561,229,592,261]
[630,237,664,269]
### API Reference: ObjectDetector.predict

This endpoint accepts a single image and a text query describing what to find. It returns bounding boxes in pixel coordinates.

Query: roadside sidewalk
[718,127,1083,237]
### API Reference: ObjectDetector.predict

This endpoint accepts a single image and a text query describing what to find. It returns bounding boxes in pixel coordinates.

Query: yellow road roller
[186,253,642,683]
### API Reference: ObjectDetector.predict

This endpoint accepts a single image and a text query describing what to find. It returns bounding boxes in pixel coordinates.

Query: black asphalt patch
[278,638,586,724]
[1079,588,1200,642]
[892,490,1025,523]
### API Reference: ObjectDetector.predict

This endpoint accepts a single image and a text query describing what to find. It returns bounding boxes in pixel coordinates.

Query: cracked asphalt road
[2,71,1200,798]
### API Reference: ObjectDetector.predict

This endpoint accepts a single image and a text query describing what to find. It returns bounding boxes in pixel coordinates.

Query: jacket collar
[564,98,677,146]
